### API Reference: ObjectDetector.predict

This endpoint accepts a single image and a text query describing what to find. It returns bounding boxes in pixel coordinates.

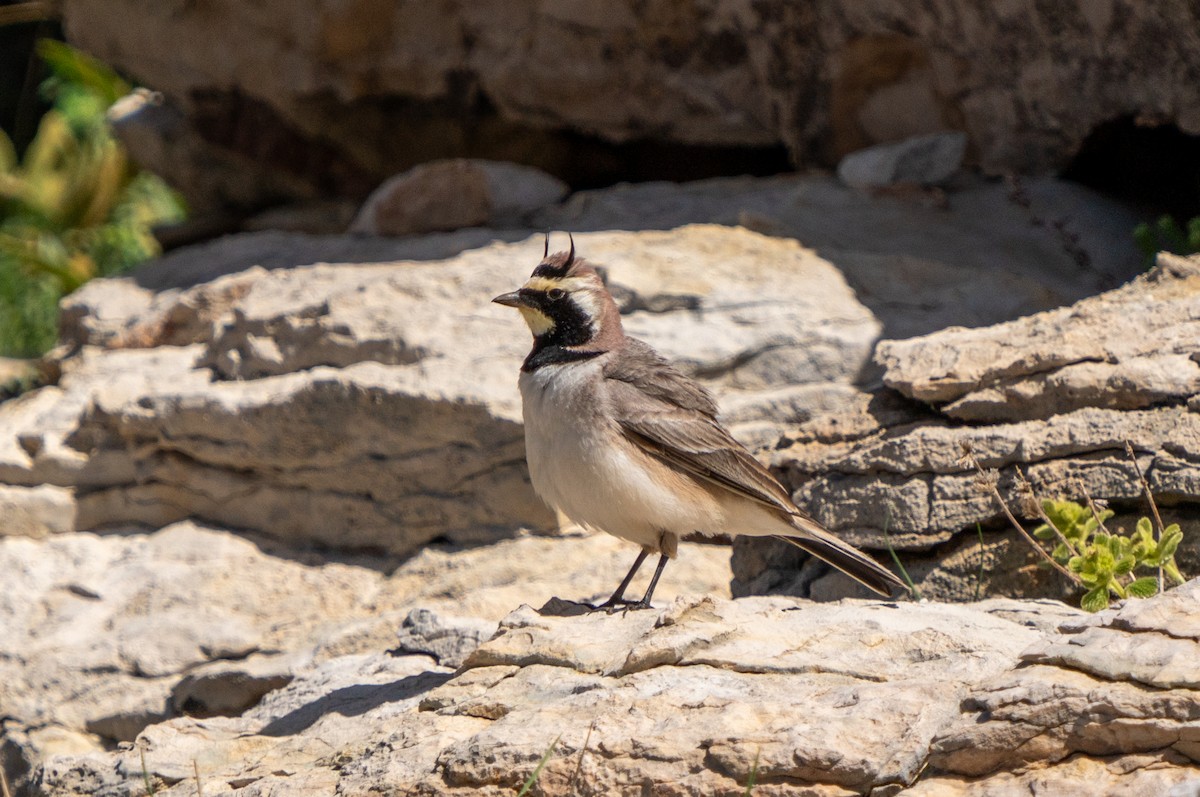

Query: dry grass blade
[1125,441,1166,533]
[1,763,12,797]
[1016,467,1079,557]
[569,720,596,790]
[1075,480,1114,537]
[1125,440,1166,592]
[140,748,156,796]
[962,446,1082,585]
[194,760,203,797]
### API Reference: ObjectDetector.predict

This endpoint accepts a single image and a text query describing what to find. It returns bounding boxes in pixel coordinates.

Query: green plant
[0,40,184,357]
[1134,214,1200,266]
[962,441,1188,613]
[516,735,560,796]
[1034,500,1185,613]
[742,749,760,796]
[139,747,156,796]
[881,510,920,601]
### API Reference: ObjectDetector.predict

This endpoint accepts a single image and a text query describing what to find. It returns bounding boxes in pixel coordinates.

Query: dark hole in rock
[1062,116,1200,222]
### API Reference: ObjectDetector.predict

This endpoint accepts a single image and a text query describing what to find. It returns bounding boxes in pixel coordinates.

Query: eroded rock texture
[0,522,733,794]
[27,582,1200,796]
[61,0,1200,210]
[0,224,886,551]
[734,253,1200,601]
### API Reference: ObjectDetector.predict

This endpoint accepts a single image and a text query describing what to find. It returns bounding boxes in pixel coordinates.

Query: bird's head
[493,234,622,351]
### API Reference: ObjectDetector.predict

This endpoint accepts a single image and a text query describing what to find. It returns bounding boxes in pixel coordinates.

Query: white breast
[517,359,723,552]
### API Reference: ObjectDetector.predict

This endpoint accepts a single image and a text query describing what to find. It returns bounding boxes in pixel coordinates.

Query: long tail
[775,516,907,597]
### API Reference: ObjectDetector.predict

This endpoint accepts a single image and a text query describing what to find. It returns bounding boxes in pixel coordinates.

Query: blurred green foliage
[1133,214,1200,267]
[0,40,185,357]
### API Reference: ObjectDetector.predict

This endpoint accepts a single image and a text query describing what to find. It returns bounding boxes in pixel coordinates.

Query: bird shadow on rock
[536,597,599,617]
[256,671,453,737]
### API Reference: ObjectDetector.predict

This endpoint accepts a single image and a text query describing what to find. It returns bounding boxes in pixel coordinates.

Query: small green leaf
[1133,222,1156,258]
[1165,561,1187,585]
[1158,527,1182,561]
[1136,517,1153,538]
[1081,585,1110,613]
[1034,524,1057,540]
[1114,556,1135,576]
[1188,217,1200,251]
[1127,577,1160,599]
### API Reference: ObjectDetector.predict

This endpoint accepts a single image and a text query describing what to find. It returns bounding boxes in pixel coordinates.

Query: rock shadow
[130,228,532,291]
[257,671,453,737]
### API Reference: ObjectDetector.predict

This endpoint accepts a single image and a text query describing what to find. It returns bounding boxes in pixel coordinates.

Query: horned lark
[494,236,905,610]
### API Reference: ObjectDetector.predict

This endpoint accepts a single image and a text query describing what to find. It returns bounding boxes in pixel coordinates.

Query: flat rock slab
[877,252,1200,421]
[0,522,732,793]
[5,225,877,551]
[30,583,1200,796]
[734,254,1200,602]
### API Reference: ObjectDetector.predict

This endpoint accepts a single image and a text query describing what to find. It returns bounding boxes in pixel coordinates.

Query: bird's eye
[547,288,566,301]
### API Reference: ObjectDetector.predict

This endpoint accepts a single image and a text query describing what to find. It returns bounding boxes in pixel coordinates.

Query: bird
[493,235,906,611]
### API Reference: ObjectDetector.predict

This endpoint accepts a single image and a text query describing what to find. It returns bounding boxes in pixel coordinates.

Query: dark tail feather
[773,530,907,597]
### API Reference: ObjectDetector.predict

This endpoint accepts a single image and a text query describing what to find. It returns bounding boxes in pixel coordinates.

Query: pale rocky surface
[62,0,1200,211]
[536,173,1141,340]
[836,131,967,189]
[0,172,1145,551]
[3,223,882,551]
[877,252,1200,421]
[26,581,1200,796]
[0,521,732,794]
[733,254,1200,602]
[0,172,1182,795]
[348,159,569,236]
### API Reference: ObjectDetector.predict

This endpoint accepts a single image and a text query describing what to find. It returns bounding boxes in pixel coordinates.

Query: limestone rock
[61,1,1200,212]
[5,224,883,551]
[0,358,38,396]
[29,585,1200,796]
[391,609,499,669]
[0,519,732,793]
[170,653,299,717]
[0,523,378,749]
[348,159,568,236]
[535,173,1142,340]
[876,252,1200,421]
[837,131,967,189]
[0,484,75,538]
[733,255,1200,602]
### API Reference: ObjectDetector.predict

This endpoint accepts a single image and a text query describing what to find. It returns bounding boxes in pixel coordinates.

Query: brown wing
[604,338,720,418]
[604,339,798,515]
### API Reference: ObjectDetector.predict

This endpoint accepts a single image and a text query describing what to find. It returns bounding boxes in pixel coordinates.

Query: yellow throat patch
[517,306,555,336]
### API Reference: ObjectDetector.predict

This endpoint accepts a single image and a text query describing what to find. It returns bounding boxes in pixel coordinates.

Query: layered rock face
[1,223,886,551]
[62,0,1200,210]
[2,171,1193,795]
[733,253,1200,602]
[2,173,1144,554]
[27,582,1200,796]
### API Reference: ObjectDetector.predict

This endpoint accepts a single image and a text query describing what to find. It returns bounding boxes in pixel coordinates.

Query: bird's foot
[589,597,653,614]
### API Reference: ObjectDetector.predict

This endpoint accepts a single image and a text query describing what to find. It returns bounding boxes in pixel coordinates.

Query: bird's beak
[492,291,525,308]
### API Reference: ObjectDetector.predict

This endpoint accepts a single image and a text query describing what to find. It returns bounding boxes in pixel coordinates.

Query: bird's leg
[623,553,670,611]
[591,548,650,611]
